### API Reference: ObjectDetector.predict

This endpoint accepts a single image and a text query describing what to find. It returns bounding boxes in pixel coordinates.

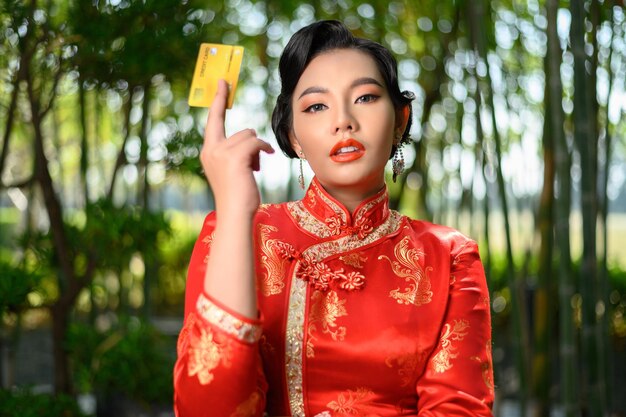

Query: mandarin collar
[301,177,390,239]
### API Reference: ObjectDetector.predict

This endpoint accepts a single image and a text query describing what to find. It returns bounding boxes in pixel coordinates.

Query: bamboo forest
[0,0,625,416]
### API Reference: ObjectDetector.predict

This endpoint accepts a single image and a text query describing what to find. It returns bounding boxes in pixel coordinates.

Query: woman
[174,20,494,417]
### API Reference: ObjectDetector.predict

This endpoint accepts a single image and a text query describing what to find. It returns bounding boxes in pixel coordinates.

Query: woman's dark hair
[271,20,414,159]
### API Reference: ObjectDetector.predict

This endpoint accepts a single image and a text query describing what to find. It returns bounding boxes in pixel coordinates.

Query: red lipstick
[329,138,365,163]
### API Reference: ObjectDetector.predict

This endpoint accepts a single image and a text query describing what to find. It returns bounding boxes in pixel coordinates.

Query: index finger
[205,79,228,142]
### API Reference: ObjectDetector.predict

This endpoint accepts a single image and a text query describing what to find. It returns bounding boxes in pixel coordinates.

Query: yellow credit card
[188,43,244,108]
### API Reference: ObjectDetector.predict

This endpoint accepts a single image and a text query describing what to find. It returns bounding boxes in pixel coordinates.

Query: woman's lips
[329,138,365,162]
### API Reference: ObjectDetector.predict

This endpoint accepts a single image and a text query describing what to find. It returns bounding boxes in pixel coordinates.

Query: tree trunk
[533,55,556,416]
[108,91,134,200]
[546,0,578,415]
[466,0,530,412]
[50,305,72,394]
[570,0,605,415]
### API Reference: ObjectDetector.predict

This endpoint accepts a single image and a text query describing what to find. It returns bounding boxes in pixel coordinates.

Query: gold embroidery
[431,319,470,373]
[187,325,233,385]
[284,206,403,417]
[258,224,287,296]
[307,290,347,358]
[230,392,261,417]
[385,350,428,388]
[260,334,275,357]
[287,200,335,238]
[202,232,215,264]
[177,311,196,358]
[340,252,368,269]
[354,189,388,219]
[196,293,262,343]
[296,259,365,292]
[379,236,433,307]
[285,276,307,417]
[306,188,318,208]
[327,387,375,415]
[471,340,495,394]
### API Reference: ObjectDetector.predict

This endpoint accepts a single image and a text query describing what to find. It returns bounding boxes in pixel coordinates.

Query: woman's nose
[333,105,358,134]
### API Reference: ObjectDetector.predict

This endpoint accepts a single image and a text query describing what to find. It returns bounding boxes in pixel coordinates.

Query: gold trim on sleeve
[196,293,262,344]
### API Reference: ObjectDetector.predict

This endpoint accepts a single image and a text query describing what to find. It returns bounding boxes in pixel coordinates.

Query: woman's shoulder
[398,214,476,251]
[252,202,292,225]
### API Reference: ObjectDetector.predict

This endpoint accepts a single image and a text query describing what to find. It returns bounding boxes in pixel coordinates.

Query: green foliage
[67,317,174,404]
[68,0,211,87]
[0,260,40,314]
[0,388,84,417]
[165,129,204,178]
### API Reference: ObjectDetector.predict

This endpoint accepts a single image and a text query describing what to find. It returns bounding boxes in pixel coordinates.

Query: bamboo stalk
[465,1,530,413]
[569,0,605,415]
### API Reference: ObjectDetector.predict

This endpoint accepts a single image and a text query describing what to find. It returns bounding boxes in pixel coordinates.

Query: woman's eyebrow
[297,77,384,100]
[351,77,383,89]
[298,86,328,99]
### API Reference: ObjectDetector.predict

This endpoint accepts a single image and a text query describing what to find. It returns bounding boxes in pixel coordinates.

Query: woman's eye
[356,94,378,103]
[304,103,326,113]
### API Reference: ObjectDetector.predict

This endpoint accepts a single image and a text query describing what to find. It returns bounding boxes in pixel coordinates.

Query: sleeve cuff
[196,292,263,344]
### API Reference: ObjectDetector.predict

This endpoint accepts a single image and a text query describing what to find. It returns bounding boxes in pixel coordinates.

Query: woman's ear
[394,104,411,142]
[289,130,303,156]
[397,105,410,131]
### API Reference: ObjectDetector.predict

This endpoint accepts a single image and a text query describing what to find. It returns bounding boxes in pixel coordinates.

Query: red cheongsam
[174,177,494,417]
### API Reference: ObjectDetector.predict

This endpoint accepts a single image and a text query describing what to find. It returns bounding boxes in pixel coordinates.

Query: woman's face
[289,48,404,197]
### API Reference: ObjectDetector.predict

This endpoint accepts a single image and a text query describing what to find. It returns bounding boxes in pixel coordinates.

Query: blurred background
[0,0,625,416]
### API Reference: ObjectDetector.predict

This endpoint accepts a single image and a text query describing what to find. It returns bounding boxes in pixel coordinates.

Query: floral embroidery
[385,350,428,388]
[326,215,374,238]
[471,340,495,394]
[326,216,344,235]
[257,224,287,296]
[230,392,261,417]
[378,236,433,307]
[274,241,366,292]
[431,319,470,373]
[340,252,368,269]
[196,293,262,343]
[327,387,375,415]
[307,290,347,357]
[299,262,366,292]
[187,324,233,385]
[339,272,365,290]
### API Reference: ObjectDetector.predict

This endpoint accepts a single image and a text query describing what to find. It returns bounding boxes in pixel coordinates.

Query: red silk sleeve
[416,239,494,416]
[173,212,268,417]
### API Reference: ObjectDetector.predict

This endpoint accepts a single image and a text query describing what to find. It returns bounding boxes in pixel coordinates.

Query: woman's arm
[416,239,494,416]
[200,79,274,318]
[173,80,274,416]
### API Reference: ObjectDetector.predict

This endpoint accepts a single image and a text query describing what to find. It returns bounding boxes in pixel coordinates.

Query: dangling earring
[298,151,305,189]
[392,134,404,183]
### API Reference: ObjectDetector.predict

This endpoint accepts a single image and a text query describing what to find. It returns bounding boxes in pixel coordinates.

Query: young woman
[174,20,494,417]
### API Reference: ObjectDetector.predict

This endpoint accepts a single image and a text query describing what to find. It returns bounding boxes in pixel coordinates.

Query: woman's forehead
[297,49,384,87]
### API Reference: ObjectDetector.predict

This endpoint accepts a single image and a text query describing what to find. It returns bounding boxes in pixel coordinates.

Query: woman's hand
[200,79,275,218]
